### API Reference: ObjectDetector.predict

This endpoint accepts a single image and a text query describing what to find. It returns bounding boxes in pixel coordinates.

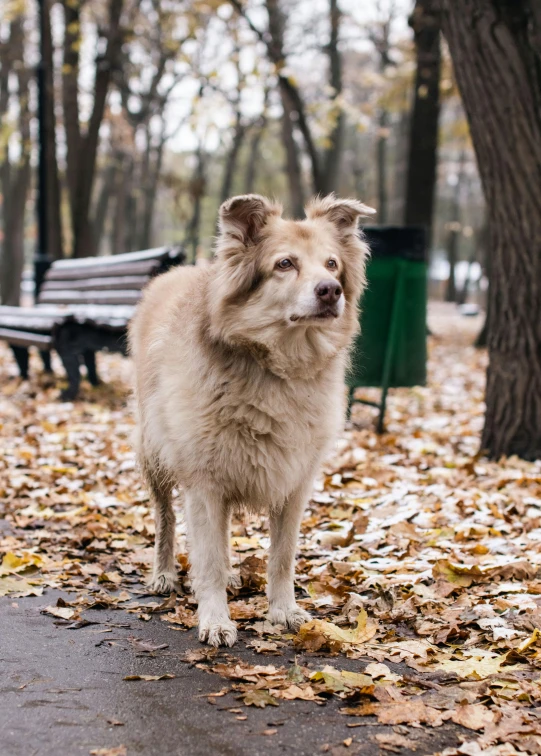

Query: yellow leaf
[0,576,43,597]
[516,628,541,653]
[295,610,377,651]
[0,551,44,576]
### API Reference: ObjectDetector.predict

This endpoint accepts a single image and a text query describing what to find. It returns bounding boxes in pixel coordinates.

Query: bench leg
[40,350,53,373]
[58,351,81,401]
[83,350,100,386]
[10,345,29,379]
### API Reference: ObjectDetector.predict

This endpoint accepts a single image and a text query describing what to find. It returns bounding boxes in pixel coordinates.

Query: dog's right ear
[219,194,282,247]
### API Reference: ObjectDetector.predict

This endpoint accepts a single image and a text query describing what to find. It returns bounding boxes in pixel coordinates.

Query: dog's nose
[315,280,343,304]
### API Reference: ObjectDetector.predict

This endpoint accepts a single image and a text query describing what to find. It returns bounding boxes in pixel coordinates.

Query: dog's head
[207,193,374,377]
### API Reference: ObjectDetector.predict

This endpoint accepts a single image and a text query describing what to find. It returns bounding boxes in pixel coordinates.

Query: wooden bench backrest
[38,246,185,306]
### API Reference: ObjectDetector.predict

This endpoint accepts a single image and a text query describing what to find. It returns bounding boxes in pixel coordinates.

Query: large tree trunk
[404,0,441,246]
[442,0,541,460]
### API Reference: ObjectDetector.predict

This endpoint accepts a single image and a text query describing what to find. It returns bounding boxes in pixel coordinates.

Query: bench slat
[43,259,161,283]
[49,246,173,270]
[41,275,150,292]
[0,328,53,349]
[38,290,142,306]
[0,315,65,331]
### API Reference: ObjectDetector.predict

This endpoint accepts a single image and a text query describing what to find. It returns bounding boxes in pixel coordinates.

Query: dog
[128,193,374,647]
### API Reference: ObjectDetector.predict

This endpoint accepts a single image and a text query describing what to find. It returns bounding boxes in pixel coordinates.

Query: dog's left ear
[305,194,376,234]
[219,194,282,246]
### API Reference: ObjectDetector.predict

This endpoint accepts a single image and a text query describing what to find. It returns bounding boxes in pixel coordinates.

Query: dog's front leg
[185,490,237,647]
[267,485,312,632]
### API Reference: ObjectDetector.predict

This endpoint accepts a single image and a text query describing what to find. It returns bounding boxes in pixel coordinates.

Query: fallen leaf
[295,609,377,651]
[242,690,279,708]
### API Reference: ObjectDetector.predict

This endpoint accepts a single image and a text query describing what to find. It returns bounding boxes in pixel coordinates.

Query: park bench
[0,246,185,399]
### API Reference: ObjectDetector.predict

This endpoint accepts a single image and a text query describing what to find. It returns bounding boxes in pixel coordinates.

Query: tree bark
[0,16,32,305]
[42,0,63,259]
[404,0,441,247]
[376,108,389,224]
[264,0,305,215]
[140,133,166,250]
[442,0,541,460]
[220,114,246,203]
[62,0,82,210]
[244,114,267,194]
[62,0,124,258]
[445,150,465,303]
[92,157,119,255]
[112,154,133,254]
[184,146,207,263]
[320,0,344,194]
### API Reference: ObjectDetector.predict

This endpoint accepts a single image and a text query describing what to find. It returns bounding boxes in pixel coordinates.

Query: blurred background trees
[0,0,484,302]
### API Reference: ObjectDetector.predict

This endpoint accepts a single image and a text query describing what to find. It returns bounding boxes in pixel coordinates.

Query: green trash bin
[347,226,427,432]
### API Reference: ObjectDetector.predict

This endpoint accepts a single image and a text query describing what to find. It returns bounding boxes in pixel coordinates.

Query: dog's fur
[129,194,373,647]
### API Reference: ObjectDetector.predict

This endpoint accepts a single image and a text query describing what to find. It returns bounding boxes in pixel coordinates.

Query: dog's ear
[219,194,282,246]
[305,194,376,234]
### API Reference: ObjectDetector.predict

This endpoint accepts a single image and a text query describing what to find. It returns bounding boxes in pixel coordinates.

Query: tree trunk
[0,160,30,305]
[92,157,119,255]
[140,135,166,250]
[220,116,246,203]
[279,96,305,218]
[445,225,459,302]
[445,150,465,302]
[320,0,344,194]
[244,115,267,194]
[63,0,124,258]
[184,147,206,263]
[376,108,389,224]
[112,154,133,254]
[264,0,305,215]
[442,0,541,460]
[404,0,441,247]
[0,16,32,305]
[43,0,63,259]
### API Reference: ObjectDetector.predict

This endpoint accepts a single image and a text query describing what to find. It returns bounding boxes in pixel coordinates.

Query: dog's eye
[327,259,338,269]
[276,258,293,270]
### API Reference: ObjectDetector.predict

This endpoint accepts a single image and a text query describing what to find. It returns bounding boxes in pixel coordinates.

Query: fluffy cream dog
[129,194,373,647]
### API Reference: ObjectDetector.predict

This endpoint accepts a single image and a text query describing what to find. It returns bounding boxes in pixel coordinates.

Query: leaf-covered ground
[1,303,541,756]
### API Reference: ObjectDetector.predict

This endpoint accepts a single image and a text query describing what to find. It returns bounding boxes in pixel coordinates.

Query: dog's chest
[199,379,334,503]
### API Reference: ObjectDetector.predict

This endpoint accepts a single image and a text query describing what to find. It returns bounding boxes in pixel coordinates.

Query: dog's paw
[227,573,242,591]
[148,572,181,595]
[199,618,238,648]
[267,604,311,632]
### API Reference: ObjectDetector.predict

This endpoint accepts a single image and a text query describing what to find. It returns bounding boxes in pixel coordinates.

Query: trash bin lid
[361,226,427,262]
